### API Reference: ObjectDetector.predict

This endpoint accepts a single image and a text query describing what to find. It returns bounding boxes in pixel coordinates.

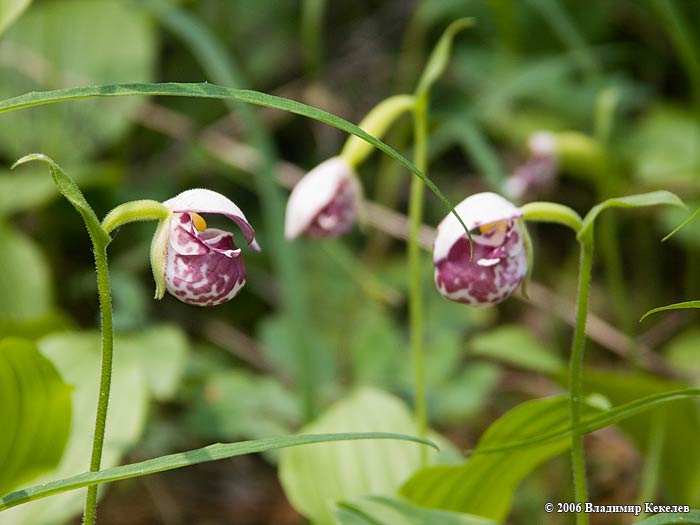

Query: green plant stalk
[410,92,429,467]
[569,234,593,525]
[649,0,700,113]
[301,0,326,77]
[637,409,666,519]
[83,242,114,525]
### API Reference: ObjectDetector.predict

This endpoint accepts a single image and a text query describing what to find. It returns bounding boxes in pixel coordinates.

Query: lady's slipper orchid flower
[433,192,527,306]
[150,189,260,306]
[285,156,362,240]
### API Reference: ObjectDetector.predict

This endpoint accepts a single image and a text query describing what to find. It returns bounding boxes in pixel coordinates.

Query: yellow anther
[479,221,507,236]
[191,212,207,232]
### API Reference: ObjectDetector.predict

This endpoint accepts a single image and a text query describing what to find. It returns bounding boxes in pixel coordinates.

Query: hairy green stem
[410,93,429,466]
[83,243,114,524]
[570,236,593,525]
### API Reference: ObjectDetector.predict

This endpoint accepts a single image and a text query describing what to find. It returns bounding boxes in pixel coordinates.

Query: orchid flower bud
[150,189,260,306]
[284,157,362,240]
[433,192,527,306]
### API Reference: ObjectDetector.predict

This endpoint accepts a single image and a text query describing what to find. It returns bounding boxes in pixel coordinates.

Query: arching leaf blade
[0,432,435,511]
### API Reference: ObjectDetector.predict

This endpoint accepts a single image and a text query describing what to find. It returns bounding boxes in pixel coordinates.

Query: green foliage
[0,0,30,35]
[335,495,496,525]
[584,370,700,506]
[186,369,300,444]
[0,432,434,512]
[468,325,564,374]
[0,338,71,495]
[13,155,109,246]
[279,388,441,525]
[0,82,471,237]
[579,191,685,241]
[0,223,52,323]
[623,107,700,186]
[0,163,119,217]
[0,0,155,161]
[642,301,700,322]
[0,326,188,525]
[400,396,597,521]
[634,510,700,525]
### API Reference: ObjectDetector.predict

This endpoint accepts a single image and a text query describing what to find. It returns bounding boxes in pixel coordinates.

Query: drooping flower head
[151,189,260,306]
[433,192,527,306]
[285,157,362,240]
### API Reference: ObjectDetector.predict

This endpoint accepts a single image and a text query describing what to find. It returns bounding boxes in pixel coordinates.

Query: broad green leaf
[465,389,700,455]
[431,362,500,424]
[0,223,52,323]
[634,510,700,525]
[0,0,156,161]
[623,106,700,186]
[0,326,186,525]
[13,154,110,247]
[665,329,700,383]
[0,310,72,340]
[0,432,434,512]
[0,82,470,236]
[468,325,565,375]
[579,191,685,241]
[641,301,700,322]
[400,396,597,521]
[0,0,30,35]
[0,338,70,494]
[335,495,495,525]
[279,387,445,525]
[187,369,300,443]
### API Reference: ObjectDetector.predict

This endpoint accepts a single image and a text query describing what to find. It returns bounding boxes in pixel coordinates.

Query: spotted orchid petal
[164,188,260,251]
[433,192,527,306]
[284,157,362,240]
[151,189,259,306]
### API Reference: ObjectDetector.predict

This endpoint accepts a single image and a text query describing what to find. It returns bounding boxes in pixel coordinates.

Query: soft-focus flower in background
[433,192,527,306]
[284,156,362,240]
[150,189,260,306]
[505,131,558,201]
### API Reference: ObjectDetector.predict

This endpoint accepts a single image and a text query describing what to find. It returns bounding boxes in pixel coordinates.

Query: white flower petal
[433,192,522,263]
[284,157,357,240]
[163,188,259,251]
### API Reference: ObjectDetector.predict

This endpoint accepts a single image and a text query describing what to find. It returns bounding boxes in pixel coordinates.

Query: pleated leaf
[0,338,71,495]
[279,387,443,525]
[400,396,597,521]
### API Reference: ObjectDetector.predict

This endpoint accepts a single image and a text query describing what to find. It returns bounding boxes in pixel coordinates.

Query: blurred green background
[1,1,700,524]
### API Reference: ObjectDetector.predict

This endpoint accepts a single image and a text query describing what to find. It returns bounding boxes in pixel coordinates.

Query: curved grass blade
[641,301,700,322]
[0,432,436,511]
[578,191,685,241]
[415,18,474,96]
[0,82,470,237]
[466,389,700,456]
[633,510,700,525]
[662,207,700,242]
